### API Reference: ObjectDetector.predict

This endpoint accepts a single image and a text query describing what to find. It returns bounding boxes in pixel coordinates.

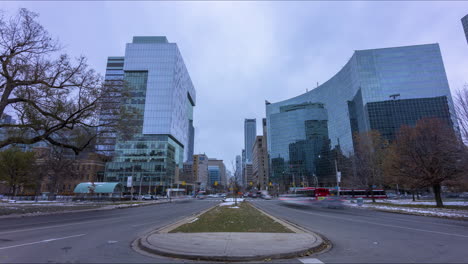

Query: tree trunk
[370,185,376,203]
[433,184,444,207]
[412,191,415,202]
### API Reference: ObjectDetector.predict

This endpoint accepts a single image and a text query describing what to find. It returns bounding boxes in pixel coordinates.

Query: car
[142,194,156,200]
[261,194,272,200]
[196,194,206,199]
[321,197,345,209]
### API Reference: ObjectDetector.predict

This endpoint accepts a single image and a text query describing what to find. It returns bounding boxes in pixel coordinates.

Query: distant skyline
[1,1,467,165]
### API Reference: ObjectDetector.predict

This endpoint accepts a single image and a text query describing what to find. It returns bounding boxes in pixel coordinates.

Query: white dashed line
[0,233,86,250]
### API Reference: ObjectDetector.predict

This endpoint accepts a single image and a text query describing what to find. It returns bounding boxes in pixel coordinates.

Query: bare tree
[351,130,388,202]
[230,160,242,205]
[0,9,130,154]
[455,84,468,144]
[383,145,425,201]
[34,146,78,200]
[384,118,466,207]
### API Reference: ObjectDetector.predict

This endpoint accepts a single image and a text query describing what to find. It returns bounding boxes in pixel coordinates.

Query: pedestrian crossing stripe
[299,258,324,264]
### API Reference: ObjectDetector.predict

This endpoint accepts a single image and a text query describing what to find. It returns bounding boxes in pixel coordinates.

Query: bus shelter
[73,182,123,198]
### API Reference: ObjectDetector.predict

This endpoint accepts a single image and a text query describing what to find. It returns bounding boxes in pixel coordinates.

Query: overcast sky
[1,1,467,169]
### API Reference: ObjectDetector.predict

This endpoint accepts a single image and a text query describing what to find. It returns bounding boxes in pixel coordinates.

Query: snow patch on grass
[345,200,468,219]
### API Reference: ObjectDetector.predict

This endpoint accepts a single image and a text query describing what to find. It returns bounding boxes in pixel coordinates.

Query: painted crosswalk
[299,258,324,264]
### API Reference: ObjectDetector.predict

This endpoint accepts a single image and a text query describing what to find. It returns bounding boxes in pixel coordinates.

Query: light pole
[313,173,318,188]
[335,159,341,197]
[138,173,143,200]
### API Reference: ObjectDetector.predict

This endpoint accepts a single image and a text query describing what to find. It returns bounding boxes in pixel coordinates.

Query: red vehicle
[279,187,331,205]
[296,187,330,199]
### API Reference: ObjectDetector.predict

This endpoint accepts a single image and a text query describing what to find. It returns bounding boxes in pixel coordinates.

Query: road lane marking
[0,233,86,250]
[0,201,181,231]
[0,215,134,235]
[258,201,466,228]
[299,258,324,263]
[0,202,214,235]
[259,203,468,239]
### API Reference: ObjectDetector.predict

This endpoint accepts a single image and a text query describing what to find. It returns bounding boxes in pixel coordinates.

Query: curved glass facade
[266,43,457,187]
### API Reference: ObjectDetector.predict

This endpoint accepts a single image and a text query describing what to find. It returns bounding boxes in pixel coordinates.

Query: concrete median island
[134,201,329,261]
[170,202,292,233]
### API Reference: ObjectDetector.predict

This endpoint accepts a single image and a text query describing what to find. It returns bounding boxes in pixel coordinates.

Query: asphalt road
[0,200,218,263]
[251,199,468,263]
[1,199,467,263]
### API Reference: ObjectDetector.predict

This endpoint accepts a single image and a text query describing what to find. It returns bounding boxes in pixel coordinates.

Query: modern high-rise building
[235,155,242,184]
[96,57,125,157]
[243,163,253,188]
[241,148,246,186]
[104,36,196,194]
[252,136,268,190]
[193,154,209,190]
[244,119,257,163]
[261,118,270,185]
[207,158,226,188]
[266,43,457,189]
[462,14,468,44]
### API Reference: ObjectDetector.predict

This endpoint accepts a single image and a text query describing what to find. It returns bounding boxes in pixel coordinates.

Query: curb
[137,234,325,262]
[249,201,332,256]
[133,201,330,262]
[155,203,218,233]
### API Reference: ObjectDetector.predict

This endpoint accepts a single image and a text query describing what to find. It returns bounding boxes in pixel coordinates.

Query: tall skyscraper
[252,136,268,190]
[462,14,468,44]
[266,43,457,189]
[262,118,270,184]
[96,57,125,157]
[235,155,242,184]
[241,149,246,186]
[244,119,256,162]
[104,36,196,194]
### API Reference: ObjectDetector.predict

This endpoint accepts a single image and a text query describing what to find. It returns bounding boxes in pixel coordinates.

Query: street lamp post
[335,159,341,198]
[138,173,143,201]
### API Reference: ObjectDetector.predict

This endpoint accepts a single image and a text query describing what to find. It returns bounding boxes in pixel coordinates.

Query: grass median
[170,202,293,233]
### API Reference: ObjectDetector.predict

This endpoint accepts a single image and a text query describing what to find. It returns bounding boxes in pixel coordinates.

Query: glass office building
[244,119,257,162]
[266,43,457,187]
[208,166,220,186]
[104,36,196,193]
[96,57,125,157]
[462,15,468,44]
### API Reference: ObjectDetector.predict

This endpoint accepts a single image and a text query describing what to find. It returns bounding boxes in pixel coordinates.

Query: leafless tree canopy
[348,130,388,199]
[455,84,468,144]
[384,118,466,207]
[0,9,127,154]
